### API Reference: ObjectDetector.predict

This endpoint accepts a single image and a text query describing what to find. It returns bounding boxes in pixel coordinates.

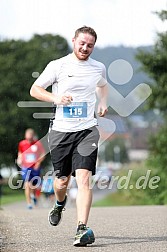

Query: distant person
[41,176,55,205]
[69,178,78,205]
[17,128,45,209]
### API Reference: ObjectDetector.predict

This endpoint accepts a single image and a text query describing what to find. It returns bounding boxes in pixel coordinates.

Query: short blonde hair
[74,26,97,43]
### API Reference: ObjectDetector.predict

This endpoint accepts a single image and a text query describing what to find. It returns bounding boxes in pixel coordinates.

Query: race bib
[25,153,36,163]
[63,102,87,118]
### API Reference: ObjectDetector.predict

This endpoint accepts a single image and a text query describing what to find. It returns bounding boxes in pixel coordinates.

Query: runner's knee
[54,176,69,190]
[76,169,92,189]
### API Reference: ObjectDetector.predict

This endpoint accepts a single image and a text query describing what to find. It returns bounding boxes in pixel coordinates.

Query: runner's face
[25,130,34,142]
[72,33,95,60]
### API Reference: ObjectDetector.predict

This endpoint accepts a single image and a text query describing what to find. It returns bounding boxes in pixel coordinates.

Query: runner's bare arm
[30,84,72,105]
[96,84,108,117]
[16,151,22,166]
[34,153,45,169]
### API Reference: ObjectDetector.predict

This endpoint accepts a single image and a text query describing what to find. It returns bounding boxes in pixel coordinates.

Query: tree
[0,34,70,166]
[136,10,167,204]
[136,11,167,113]
[104,138,129,163]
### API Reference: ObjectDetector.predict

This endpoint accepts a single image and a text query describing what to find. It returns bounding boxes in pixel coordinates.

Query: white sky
[0,0,166,47]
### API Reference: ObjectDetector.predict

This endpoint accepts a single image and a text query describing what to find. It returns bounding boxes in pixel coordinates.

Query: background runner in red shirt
[17,128,45,209]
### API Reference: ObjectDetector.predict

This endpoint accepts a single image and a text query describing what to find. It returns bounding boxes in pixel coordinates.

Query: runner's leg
[24,181,32,205]
[75,169,92,225]
[54,174,71,202]
[48,174,71,226]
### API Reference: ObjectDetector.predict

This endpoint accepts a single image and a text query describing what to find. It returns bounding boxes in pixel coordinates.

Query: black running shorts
[48,126,100,178]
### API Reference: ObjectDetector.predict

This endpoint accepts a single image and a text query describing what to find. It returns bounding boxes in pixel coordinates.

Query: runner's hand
[54,95,73,105]
[33,162,41,170]
[97,102,108,117]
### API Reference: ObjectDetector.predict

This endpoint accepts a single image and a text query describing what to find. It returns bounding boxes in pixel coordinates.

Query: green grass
[1,193,25,205]
[93,161,157,207]
[92,191,154,207]
[93,191,134,207]
[0,184,25,205]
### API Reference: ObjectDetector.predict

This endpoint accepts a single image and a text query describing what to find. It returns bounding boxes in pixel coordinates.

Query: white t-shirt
[34,54,107,132]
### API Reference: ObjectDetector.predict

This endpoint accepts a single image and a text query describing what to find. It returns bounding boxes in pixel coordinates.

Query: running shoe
[33,197,37,205]
[73,224,95,246]
[30,194,38,206]
[27,204,33,210]
[48,195,67,226]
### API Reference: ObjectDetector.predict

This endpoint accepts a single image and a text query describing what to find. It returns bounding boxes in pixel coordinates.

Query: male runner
[30,26,108,246]
[17,128,45,209]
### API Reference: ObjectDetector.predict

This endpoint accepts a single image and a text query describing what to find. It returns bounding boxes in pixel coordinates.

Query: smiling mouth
[81,52,88,56]
[80,51,88,55]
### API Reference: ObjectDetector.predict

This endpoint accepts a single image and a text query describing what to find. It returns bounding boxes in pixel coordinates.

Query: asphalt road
[0,204,167,252]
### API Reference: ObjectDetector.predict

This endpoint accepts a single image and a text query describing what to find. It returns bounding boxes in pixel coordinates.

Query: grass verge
[1,193,25,205]
[93,161,158,207]
[93,191,132,207]
[0,184,25,205]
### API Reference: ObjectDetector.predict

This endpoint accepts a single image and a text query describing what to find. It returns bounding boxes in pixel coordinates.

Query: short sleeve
[97,64,108,87]
[18,141,22,153]
[34,61,58,89]
[37,140,45,155]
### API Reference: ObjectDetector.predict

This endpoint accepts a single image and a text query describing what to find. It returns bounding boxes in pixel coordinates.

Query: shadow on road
[91,235,167,247]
